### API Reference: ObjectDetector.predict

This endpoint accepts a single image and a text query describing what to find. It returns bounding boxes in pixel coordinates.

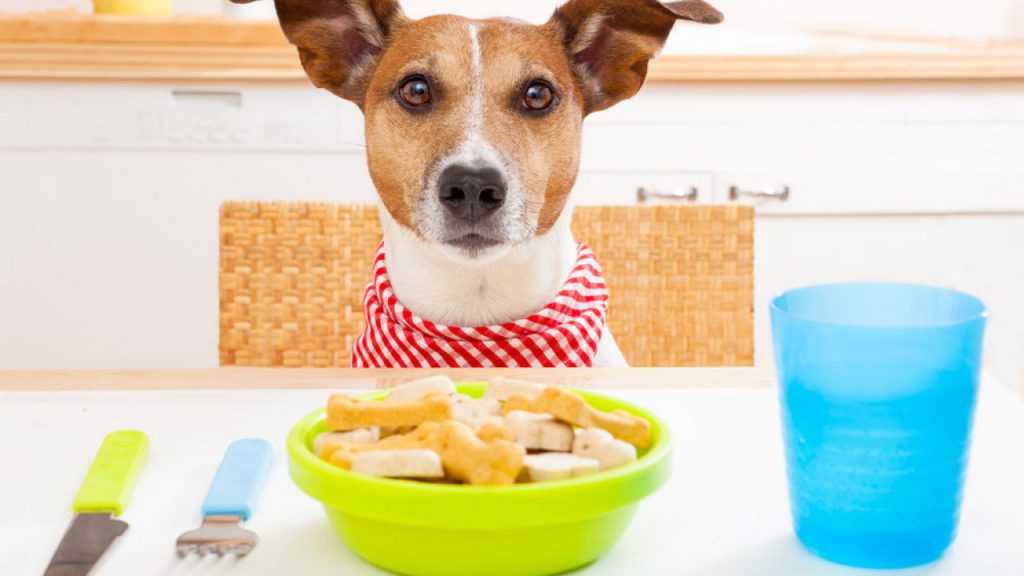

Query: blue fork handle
[201,438,272,521]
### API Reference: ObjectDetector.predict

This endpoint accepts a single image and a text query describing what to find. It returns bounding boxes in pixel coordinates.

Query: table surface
[2,369,1022,576]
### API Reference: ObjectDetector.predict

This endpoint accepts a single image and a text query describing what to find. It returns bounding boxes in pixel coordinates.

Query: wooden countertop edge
[0,367,774,391]
[3,15,1024,82]
[648,52,1024,81]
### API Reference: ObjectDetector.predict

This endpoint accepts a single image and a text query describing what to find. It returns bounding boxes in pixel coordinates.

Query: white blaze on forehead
[464,23,486,160]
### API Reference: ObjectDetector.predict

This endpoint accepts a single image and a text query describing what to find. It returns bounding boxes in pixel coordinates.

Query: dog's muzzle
[437,164,507,251]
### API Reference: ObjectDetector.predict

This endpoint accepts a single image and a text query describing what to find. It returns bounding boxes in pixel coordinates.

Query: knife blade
[44,430,148,576]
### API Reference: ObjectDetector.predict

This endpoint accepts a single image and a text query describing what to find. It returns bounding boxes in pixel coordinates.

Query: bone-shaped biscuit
[435,421,525,485]
[380,425,416,438]
[350,449,444,479]
[506,410,574,452]
[523,453,600,482]
[314,427,380,454]
[386,376,456,404]
[453,394,501,419]
[318,425,431,463]
[503,387,652,449]
[573,427,637,470]
[452,394,503,431]
[324,420,525,485]
[327,392,451,432]
[476,420,514,443]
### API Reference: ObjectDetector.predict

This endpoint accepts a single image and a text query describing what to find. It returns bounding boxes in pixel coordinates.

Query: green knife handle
[72,430,149,517]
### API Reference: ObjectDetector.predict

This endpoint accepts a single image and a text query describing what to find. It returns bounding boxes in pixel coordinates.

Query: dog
[234,0,723,367]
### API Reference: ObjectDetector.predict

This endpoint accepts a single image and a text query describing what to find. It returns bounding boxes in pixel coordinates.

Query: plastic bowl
[287,383,672,576]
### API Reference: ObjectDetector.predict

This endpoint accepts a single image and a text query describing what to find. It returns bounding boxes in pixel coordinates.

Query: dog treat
[320,421,451,465]
[505,410,574,452]
[379,425,416,438]
[485,377,547,402]
[314,428,380,455]
[572,427,637,471]
[476,420,515,443]
[503,387,652,449]
[350,449,445,479]
[523,453,600,482]
[327,392,451,432]
[386,375,456,404]
[316,377,652,484]
[458,415,507,433]
[452,394,502,430]
[436,421,525,485]
[325,420,525,486]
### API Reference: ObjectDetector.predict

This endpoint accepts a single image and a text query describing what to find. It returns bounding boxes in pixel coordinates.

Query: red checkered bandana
[352,244,609,368]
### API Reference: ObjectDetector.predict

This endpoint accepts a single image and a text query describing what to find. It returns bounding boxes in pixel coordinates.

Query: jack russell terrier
[232,0,723,367]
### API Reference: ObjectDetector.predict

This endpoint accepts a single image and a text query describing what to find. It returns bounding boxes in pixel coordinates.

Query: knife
[44,430,149,576]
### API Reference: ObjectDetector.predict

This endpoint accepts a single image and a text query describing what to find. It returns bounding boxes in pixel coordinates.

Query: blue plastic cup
[771,283,987,569]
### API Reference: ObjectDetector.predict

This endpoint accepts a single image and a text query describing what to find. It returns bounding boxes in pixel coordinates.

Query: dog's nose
[438,165,507,221]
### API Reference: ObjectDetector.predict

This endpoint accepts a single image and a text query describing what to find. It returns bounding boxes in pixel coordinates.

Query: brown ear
[257,0,406,106]
[550,0,722,113]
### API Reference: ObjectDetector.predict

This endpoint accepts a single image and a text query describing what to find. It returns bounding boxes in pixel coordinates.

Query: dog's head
[253,0,722,259]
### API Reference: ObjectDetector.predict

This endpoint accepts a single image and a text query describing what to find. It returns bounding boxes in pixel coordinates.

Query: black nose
[438,165,507,221]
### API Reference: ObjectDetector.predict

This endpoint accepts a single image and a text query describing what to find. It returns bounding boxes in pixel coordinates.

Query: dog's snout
[438,165,507,221]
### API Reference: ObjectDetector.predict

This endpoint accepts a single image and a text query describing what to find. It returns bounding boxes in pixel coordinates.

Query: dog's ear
[233,0,406,106]
[550,0,722,113]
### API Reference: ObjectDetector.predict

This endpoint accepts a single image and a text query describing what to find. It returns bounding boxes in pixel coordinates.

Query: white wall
[712,0,1024,39]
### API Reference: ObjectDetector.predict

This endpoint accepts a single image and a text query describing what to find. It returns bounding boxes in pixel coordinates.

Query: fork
[176,438,273,558]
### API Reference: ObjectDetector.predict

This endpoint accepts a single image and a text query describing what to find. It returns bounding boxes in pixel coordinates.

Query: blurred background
[0,0,1022,390]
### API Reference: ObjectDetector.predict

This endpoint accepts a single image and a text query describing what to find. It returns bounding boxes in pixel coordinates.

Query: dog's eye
[522,81,555,113]
[398,76,432,109]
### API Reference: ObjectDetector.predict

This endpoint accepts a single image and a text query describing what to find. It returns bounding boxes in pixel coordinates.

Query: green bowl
[287,383,672,576]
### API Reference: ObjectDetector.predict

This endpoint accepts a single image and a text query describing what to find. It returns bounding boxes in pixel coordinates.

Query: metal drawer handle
[728,185,790,202]
[636,186,698,203]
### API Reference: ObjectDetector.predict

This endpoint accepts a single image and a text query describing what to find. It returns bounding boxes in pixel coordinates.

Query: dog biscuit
[452,394,502,428]
[386,375,456,404]
[475,420,515,443]
[327,392,451,431]
[350,449,444,479]
[523,453,600,482]
[325,420,525,485]
[457,415,507,433]
[504,387,651,449]
[438,421,526,485]
[506,410,574,452]
[314,427,380,455]
[485,377,547,401]
[323,421,447,465]
[573,427,637,470]
[380,425,416,438]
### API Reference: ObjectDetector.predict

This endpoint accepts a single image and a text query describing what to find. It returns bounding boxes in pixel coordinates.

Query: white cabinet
[589,83,1024,214]
[0,79,1021,391]
[580,83,1023,391]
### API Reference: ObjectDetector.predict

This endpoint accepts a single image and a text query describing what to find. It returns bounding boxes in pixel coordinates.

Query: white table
[1,369,1022,575]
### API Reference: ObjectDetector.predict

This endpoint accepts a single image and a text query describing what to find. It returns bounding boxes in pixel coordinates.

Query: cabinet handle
[728,185,790,202]
[636,186,698,203]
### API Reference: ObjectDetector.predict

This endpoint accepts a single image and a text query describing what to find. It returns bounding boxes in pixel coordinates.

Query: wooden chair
[219,202,754,367]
